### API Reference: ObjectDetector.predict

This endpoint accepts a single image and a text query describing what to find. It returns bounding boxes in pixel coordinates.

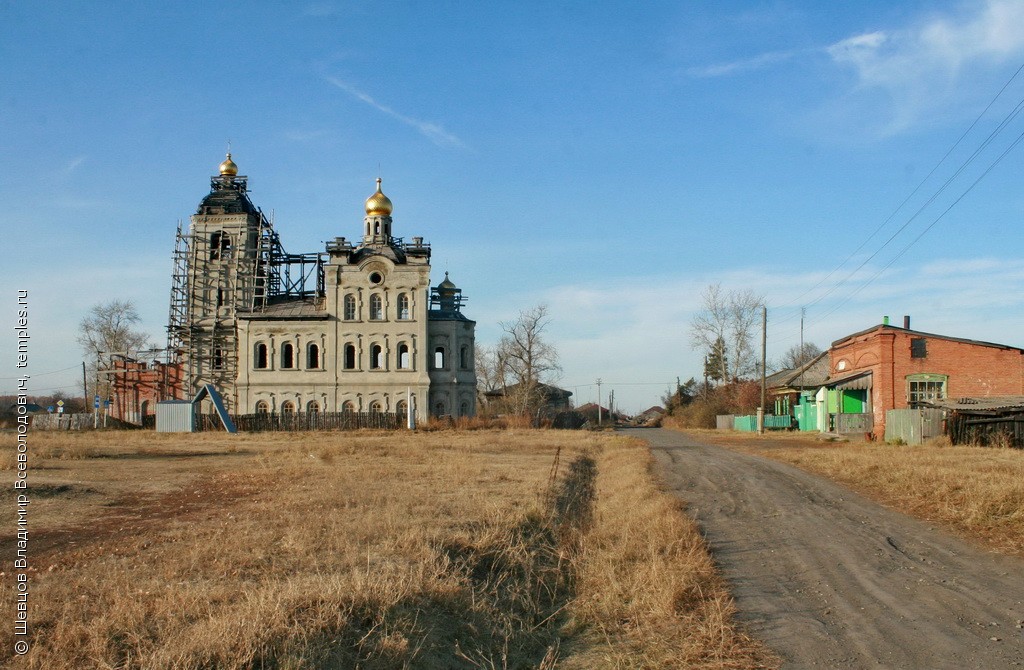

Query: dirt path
[625,428,1024,669]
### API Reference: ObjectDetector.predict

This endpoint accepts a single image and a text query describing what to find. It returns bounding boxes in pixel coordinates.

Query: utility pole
[596,378,603,426]
[758,305,767,434]
[609,389,615,422]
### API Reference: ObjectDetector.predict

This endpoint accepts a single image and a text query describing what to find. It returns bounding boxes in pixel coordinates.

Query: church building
[168,153,477,420]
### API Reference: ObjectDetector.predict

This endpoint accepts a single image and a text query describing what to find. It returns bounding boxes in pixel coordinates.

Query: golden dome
[219,153,238,176]
[365,177,393,217]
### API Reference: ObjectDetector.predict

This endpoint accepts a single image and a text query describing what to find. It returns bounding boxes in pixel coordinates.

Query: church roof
[196,154,259,216]
[238,299,328,320]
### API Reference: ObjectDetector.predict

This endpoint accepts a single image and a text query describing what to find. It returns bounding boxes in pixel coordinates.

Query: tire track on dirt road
[625,428,1024,669]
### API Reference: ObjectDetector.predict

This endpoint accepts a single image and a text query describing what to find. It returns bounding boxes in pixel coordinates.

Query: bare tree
[780,342,823,370]
[690,284,763,382]
[474,344,508,415]
[78,300,151,356]
[497,305,561,415]
[77,300,153,398]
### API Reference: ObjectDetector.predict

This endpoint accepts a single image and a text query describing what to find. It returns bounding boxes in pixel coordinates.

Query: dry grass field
[686,429,1024,557]
[0,429,772,669]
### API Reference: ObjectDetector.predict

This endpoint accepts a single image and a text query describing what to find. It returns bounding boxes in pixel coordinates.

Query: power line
[779,60,1024,315]
[812,124,1024,324]
[766,59,1024,341]
[0,364,82,381]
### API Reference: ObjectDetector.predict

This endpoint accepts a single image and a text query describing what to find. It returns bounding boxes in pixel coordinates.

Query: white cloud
[59,155,86,176]
[325,76,466,149]
[687,49,800,78]
[826,0,1024,134]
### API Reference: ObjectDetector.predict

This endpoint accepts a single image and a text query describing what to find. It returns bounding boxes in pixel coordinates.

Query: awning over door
[828,370,873,391]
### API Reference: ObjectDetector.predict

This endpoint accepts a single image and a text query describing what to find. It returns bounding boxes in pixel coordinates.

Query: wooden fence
[200,411,407,433]
[947,412,1024,448]
[885,409,944,445]
[835,412,873,434]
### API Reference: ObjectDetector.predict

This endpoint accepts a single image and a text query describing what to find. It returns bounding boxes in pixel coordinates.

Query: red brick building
[826,320,1024,438]
[108,358,184,426]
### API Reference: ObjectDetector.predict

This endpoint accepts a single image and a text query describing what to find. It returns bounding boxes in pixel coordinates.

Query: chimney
[883,315,890,326]
[903,315,910,330]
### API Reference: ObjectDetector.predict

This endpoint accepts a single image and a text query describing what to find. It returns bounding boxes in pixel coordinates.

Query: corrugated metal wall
[156,401,195,432]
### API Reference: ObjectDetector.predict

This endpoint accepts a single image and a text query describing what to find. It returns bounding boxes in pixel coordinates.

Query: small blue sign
[47,406,54,413]
[103,400,110,408]
[94,395,100,409]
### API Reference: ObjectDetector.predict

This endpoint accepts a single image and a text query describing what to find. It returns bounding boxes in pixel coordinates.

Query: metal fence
[215,411,407,432]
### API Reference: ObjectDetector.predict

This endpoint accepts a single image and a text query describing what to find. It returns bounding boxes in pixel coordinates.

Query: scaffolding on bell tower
[167,174,327,406]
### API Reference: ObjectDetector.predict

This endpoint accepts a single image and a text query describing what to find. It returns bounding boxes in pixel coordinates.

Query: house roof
[768,352,830,391]
[832,324,1024,353]
[925,396,1024,412]
[484,382,572,399]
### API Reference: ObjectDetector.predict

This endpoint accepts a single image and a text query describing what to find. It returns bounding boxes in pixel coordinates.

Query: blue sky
[4,1,1024,412]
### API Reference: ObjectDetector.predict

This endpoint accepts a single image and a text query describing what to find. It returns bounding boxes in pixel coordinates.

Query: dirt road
[625,428,1024,669]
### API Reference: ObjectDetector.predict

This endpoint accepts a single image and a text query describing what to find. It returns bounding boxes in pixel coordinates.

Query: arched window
[307,343,320,369]
[434,347,445,370]
[370,344,383,370]
[344,294,357,320]
[398,293,410,320]
[460,345,469,369]
[281,342,295,369]
[398,343,410,370]
[434,400,446,417]
[369,400,383,414]
[281,401,295,414]
[210,231,231,260]
[460,401,470,417]
[396,399,408,414]
[212,347,224,370]
[369,294,383,320]
[307,400,320,414]
[344,344,357,370]
[216,288,225,308]
[342,400,356,413]
[254,343,268,369]
[255,401,270,414]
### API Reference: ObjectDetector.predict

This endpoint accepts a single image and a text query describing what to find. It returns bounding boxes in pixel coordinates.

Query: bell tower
[174,153,265,407]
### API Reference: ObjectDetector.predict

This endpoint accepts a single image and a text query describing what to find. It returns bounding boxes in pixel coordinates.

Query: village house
[819,316,1024,439]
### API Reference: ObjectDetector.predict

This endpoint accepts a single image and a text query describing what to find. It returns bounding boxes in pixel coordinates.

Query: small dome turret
[219,153,238,176]
[365,178,393,217]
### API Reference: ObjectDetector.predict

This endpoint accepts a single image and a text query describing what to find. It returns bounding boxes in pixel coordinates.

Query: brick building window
[910,338,927,358]
[281,342,295,369]
[344,294,357,320]
[907,374,947,407]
